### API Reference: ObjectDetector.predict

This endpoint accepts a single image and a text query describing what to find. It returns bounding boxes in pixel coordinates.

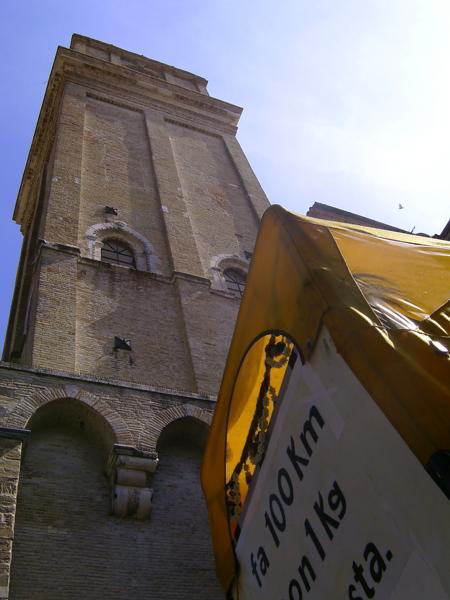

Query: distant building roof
[307,202,410,234]
[439,219,450,241]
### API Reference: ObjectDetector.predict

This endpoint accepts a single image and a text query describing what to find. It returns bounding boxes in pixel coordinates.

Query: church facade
[0,35,269,599]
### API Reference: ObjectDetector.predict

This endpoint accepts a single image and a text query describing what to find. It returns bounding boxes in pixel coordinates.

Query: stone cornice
[62,51,241,121]
[38,239,81,257]
[0,361,217,403]
[40,249,244,299]
[0,427,31,460]
[31,239,81,278]
[14,59,64,232]
[0,427,31,443]
[78,255,212,287]
[14,44,243,233]
[71,34,209,88]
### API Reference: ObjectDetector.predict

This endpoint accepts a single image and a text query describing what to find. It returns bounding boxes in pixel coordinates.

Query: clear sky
[1,0,449,353]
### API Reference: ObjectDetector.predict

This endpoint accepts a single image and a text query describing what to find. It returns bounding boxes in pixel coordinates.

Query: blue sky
[1,0,449,353]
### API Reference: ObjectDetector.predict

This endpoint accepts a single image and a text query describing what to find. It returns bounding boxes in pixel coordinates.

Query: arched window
[101,240,136,268]
[224,269,246,298]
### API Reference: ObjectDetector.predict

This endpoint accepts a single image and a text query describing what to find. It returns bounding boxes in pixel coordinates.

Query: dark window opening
[224,269,246,298]
[101,240,135,268]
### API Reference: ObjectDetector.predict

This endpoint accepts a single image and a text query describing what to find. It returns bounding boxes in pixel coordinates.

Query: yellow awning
[201,205,450,595]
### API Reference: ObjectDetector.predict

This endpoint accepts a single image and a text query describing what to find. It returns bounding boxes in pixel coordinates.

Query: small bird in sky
[399,203,405,209]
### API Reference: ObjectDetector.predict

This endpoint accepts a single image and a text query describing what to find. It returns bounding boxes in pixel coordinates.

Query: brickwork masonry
[3,36,270,600]
[0,362,217,599]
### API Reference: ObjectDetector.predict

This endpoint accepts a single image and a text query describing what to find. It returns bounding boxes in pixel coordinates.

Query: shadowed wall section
[151,416,223,598]
[10,414,221,600]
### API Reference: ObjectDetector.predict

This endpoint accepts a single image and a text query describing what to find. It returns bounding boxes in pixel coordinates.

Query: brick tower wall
[0,35,270,600]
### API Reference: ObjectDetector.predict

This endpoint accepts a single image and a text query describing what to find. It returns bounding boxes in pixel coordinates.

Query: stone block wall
[0,434,25,600]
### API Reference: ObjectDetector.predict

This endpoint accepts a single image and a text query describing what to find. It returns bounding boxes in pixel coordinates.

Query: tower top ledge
[71,34,210,92]
[14,34,244,231]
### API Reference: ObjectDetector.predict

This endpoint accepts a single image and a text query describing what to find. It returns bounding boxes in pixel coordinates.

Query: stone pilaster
[144,114,205,277]
[0,428,30,600]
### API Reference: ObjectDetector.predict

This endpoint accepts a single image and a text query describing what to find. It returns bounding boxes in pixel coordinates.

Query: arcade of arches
[9,400,220,600]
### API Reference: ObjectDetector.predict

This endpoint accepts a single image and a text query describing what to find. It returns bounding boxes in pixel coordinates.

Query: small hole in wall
[114,336,132,351]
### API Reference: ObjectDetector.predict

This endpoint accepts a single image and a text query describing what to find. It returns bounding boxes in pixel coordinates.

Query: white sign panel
[234,326,450,600]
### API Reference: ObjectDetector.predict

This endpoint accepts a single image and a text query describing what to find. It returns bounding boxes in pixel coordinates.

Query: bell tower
[0,35,269,600]
[5,34,268,392]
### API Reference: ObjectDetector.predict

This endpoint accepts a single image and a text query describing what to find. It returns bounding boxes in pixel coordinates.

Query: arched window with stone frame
[223,268,246,298]
[84,222,161,273]
[100,238,136,268]
[209,255,250,298]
